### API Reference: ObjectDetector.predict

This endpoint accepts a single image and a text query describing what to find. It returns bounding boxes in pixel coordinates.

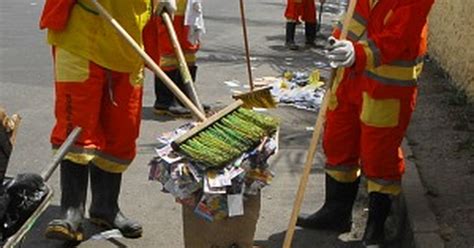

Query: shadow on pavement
[19,205,126,248]
[141,106,177,122]
[255,229,362,248]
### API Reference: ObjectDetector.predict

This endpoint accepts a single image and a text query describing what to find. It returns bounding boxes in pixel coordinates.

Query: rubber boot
[89,165,143,238]
[153,70,177,113]
[296,174,360,232]
[362,192,392,248]
[305,22,317,48]
[285,22,299,50]
[153,69,192,117]
[45,160,88,242]
[177,65,211,113]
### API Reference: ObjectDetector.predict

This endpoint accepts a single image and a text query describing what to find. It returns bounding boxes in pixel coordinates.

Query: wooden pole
[161,12,205,114]
[282,0,357,247]
[91,1,206,121]
[239,0,254,91]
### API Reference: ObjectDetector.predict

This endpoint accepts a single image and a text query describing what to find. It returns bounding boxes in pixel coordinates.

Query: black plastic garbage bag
[0,173,48,241]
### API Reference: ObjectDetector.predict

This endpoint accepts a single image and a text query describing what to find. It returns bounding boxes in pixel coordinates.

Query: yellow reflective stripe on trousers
[368,178,401,195]
[92,152,131,173]
[325,166,361,183]
[160,53,197,68]
[52,145,96,165]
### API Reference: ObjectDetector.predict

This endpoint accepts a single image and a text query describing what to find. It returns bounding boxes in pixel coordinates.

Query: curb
[401,139,445,248]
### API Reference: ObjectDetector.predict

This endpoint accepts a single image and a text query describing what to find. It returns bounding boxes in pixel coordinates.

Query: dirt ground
[406,58,474,248]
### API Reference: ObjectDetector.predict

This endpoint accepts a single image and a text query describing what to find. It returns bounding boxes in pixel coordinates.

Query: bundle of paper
[149,123,277,222]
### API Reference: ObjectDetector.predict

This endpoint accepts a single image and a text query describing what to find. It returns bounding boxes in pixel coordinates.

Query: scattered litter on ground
[89,229,124,241]
[223,80,241,88]
[223,70,326,112]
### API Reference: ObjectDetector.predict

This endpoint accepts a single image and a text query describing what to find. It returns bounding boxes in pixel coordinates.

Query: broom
[91,1,279,168]
[232,0,276,109]
[282,0,357,247]
[161,12,205,115]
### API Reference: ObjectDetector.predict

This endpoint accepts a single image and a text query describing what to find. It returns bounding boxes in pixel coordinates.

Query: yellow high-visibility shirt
[47,0,152,73]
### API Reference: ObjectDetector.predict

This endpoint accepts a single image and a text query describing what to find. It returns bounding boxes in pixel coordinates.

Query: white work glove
[326,36,355,68]
[153,0,177,16]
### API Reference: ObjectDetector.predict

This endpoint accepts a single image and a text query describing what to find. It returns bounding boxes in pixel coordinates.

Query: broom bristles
[233,86,276,109]
[172,101,279,168]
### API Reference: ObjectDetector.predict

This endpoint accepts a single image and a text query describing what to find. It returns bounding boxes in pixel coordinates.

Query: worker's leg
[88,69,143,238]
[45,160,88,241]
[285,21,299,50]
[359,90,417,246]
[46,47,107,241]
[297,98,361,232]
[302,0,317,47]
[153,69,192,117]
[89,165,143,238]
[305,22,317,47]
[175,65,211,112]
[284,0,301,50]
[153,73,175,111]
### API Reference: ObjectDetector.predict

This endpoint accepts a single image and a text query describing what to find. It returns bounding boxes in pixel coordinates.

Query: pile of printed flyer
[224,69,326,112]
[148,123,278,222]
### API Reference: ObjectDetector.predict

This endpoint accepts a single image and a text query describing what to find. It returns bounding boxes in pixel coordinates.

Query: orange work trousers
[285,0,316,23]
[322,72,417,188]
[50,47,144,173]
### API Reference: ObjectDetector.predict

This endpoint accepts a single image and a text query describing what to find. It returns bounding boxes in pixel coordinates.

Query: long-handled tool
[232,0,276,109]
[41,127,82,182]
[161,12,205,115]
[316,0,325,35]
[282,0,357,247]
[91,1,206,121]
[91,1,279,168]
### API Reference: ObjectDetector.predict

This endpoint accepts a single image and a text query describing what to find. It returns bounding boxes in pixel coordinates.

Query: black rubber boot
[362,192,392,247]
[285,22,299,50]
[296,174,360,232]
[305,22,317,48]
[153,70,178,113]
[153,69,192,117]
[89,165,143,238]
[45,160,88,242]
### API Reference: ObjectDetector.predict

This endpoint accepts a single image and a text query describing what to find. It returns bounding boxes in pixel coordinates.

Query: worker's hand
[153,0,177,16]
[326,36,355,68]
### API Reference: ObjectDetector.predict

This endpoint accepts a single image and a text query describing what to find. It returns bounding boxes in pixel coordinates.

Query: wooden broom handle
[91,0,206,121]
[239,0,254,91]
[161,12,205,114]
[282,0,357,247]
